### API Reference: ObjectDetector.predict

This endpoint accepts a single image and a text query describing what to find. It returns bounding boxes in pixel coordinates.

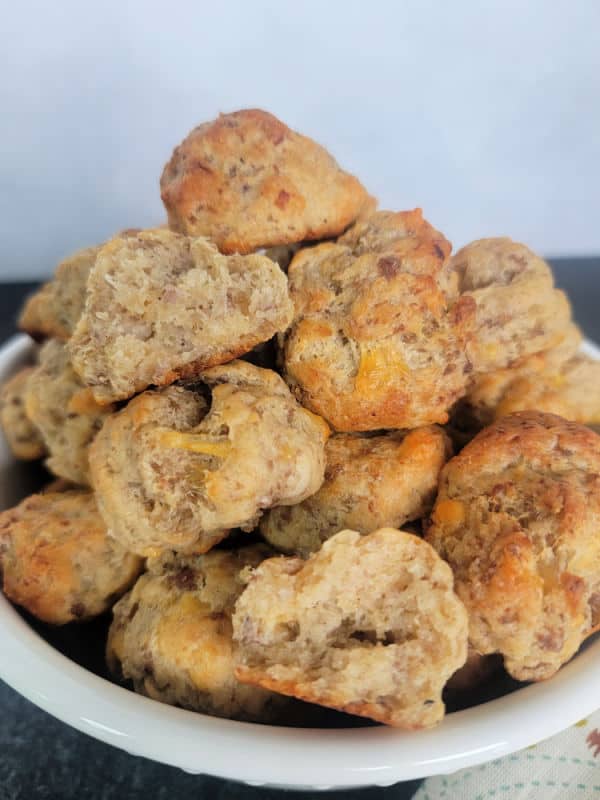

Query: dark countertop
[0,257,598,800]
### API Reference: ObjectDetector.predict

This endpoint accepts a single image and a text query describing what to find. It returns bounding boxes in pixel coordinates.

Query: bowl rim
[1,333,600,790]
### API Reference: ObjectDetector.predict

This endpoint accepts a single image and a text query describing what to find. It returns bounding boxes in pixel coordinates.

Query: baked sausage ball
[454,323,583,431]
[282,209,476,431]
[0,367,46,460]
[0,489,142,624]
[260,426,450,557]
[25,340,114,485]
[233,528,468,728]
[493,354,600,425]
[18,245,99,341]
[427,412,600,681]
[160,108,372,254]
[107,546,287,721]
[68,228,294,405]
[89,361,329,556]
[452,238,572,374]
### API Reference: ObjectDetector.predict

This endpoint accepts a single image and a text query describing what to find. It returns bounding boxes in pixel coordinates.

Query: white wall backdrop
[1,0,599,278]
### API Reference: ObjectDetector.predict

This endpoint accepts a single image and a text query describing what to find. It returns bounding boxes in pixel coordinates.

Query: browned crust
[234,665,427,729]
[427,411,600,681]
[18,287,70,341]
[89,336,270,406]
[444,410,600,471]
[281,209,476,431]
[451,237,573,374]
[160,109,372,254]
[71,229,294,406]
[260,426,450,556]
[0,490,142,624]
[285,294,475,432]
[153,336,271,391]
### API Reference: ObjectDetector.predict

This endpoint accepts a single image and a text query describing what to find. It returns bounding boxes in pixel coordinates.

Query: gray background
[1,0,599,279]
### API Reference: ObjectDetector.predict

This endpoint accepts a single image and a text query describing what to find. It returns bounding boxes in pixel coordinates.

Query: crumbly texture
[426,412,600,681]
[233,528,468,728]
[0,368,46,460]
[160,109,372,254]
[260,426,450,557]
[24,340,114,485]
[452,238,572,374]
[69,229,294,404]
[107,546,287,721]
[282,210,476,431]
[18,246,99,341]
[89,361,329,556]
[0,490,142,624]
[454,323,583,430]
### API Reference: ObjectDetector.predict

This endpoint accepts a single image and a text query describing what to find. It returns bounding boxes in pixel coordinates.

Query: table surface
[1,257,598,800]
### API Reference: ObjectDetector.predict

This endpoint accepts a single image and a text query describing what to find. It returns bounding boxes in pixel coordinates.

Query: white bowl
[1,333,600,791]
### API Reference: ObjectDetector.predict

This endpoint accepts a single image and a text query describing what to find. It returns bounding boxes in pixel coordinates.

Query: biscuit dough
[25,340,113,485]
[452,238,572,374]
[69,229,294,404]
[261,426,450,556]
[233,528,468,728]
[427,412,600,681]
[89,362,329,556]
[161,109,372,253]
[107,546,286,721]
[0,489,142,624]
[283,210,476,431]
